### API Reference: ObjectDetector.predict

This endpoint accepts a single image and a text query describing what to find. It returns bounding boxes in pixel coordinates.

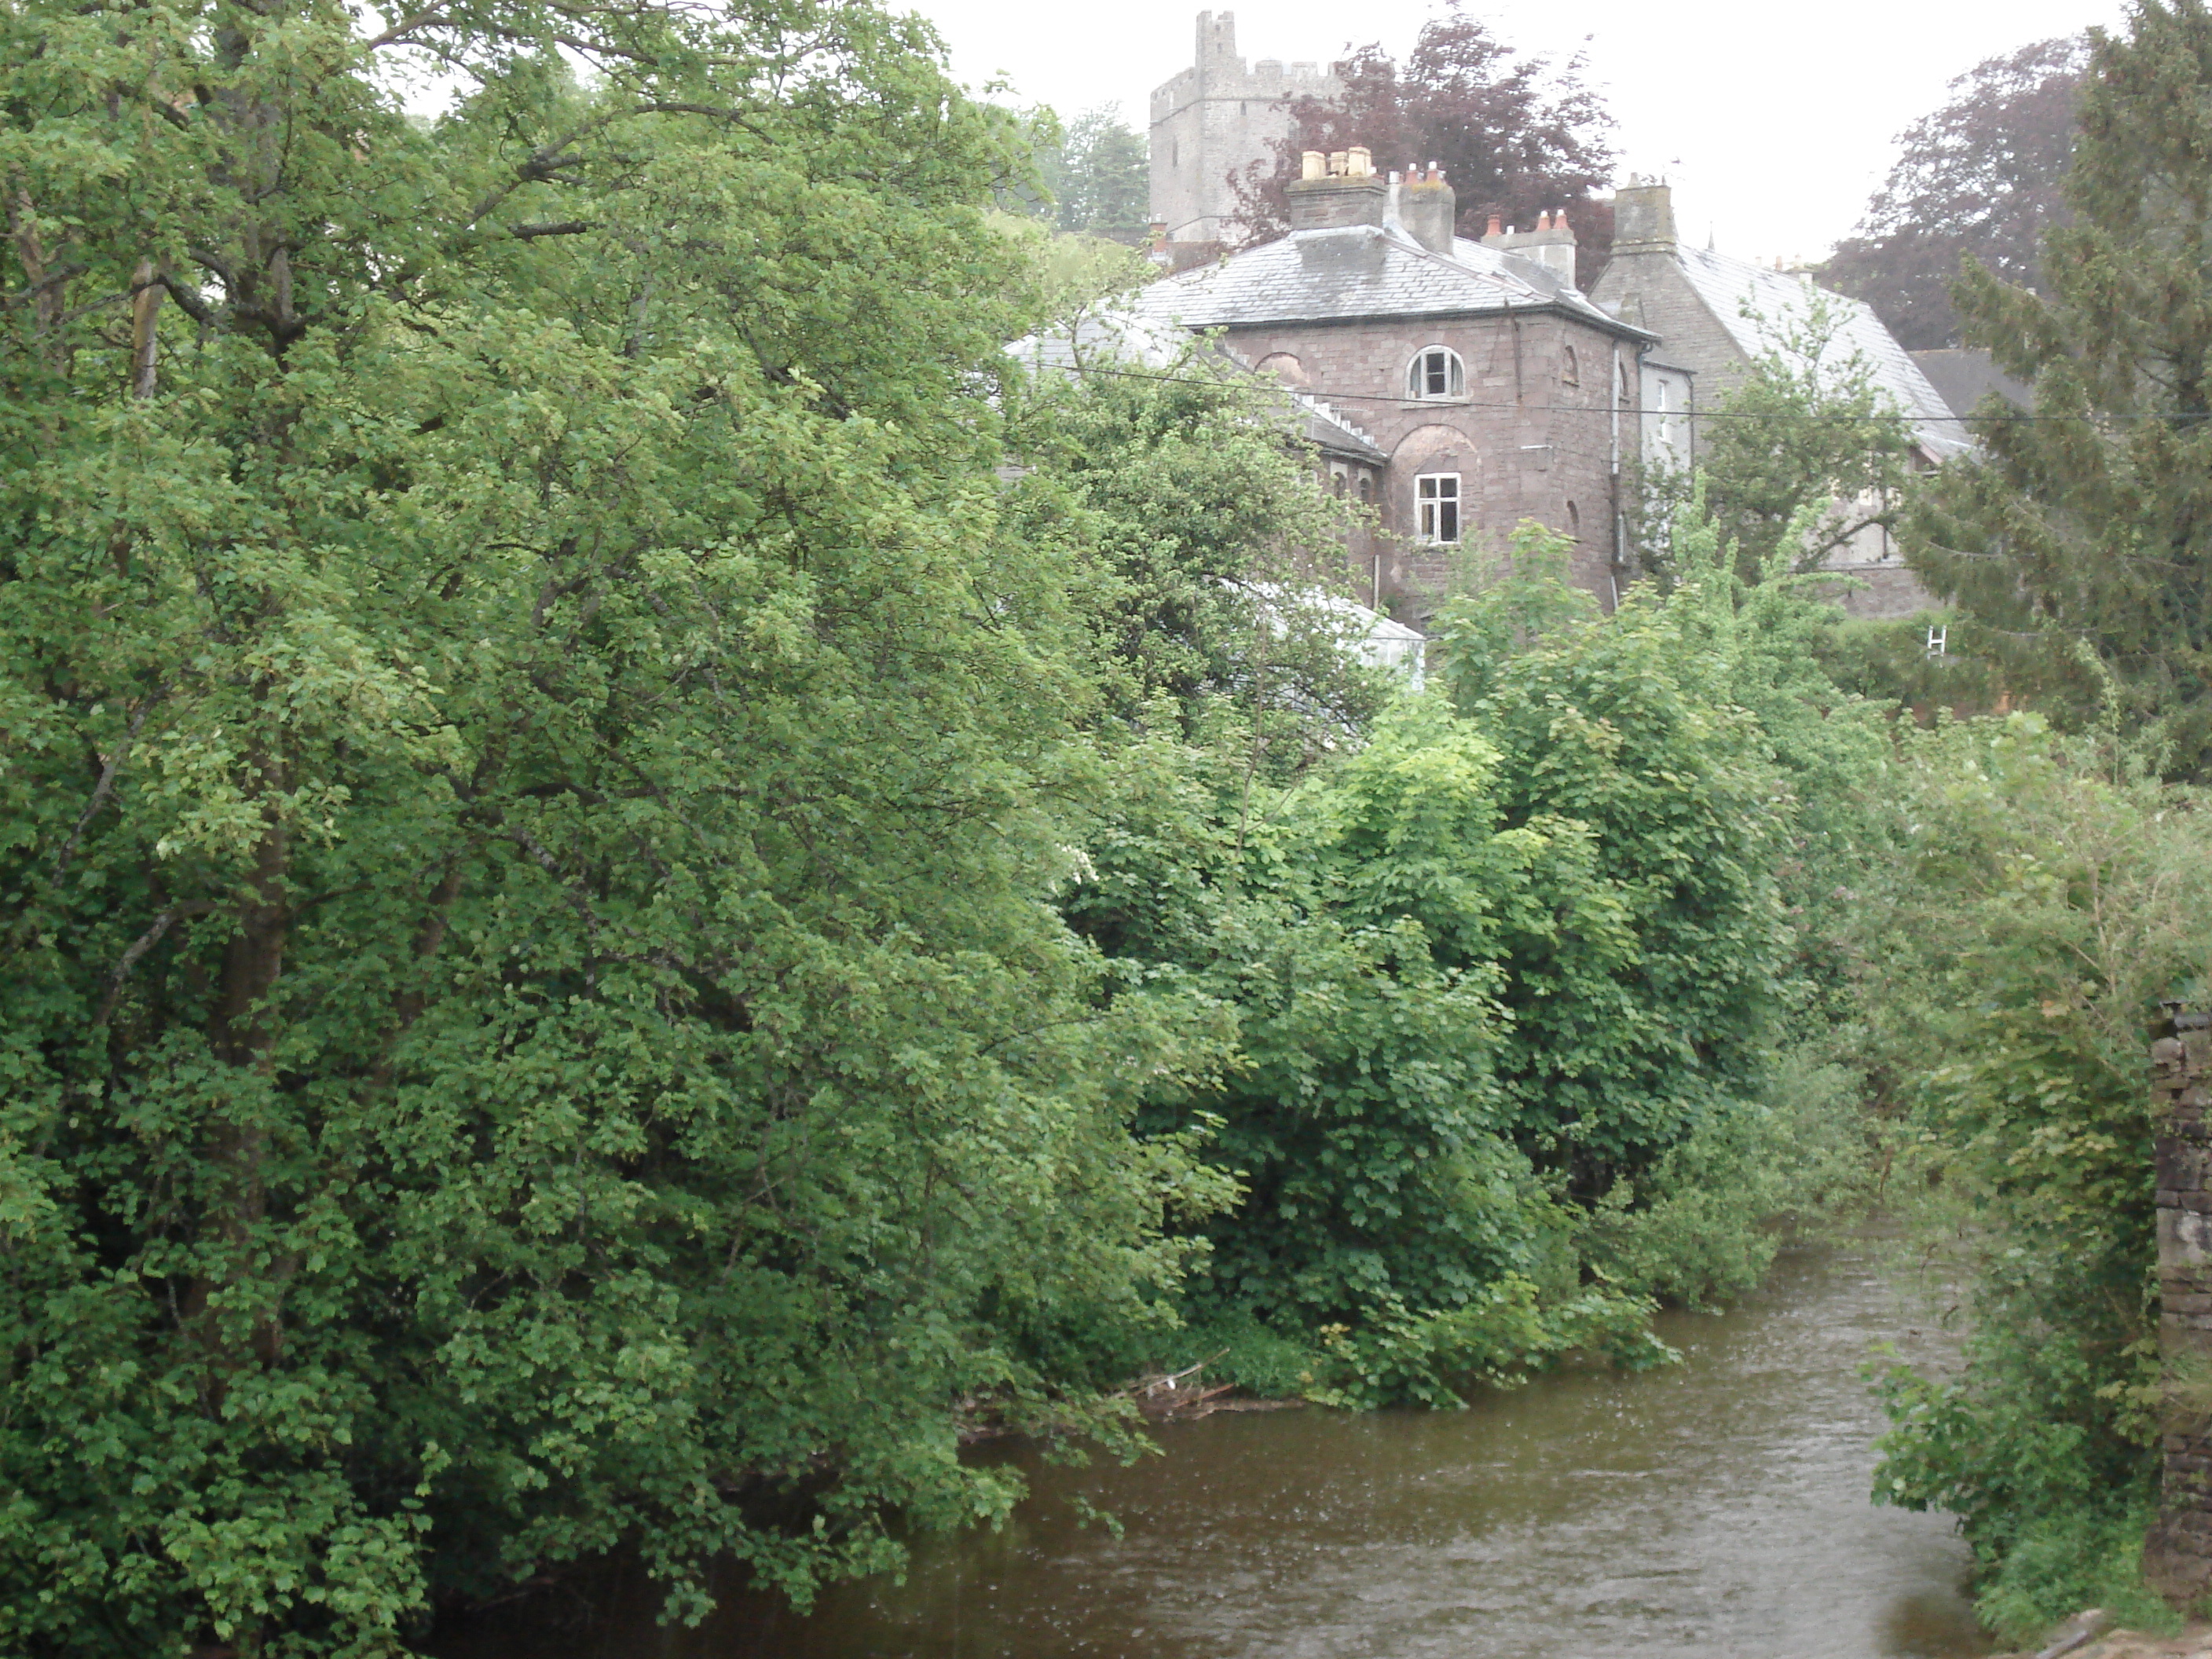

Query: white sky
[906,0,2126,261]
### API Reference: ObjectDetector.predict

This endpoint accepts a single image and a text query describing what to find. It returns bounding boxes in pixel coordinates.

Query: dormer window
[1407,346,1465,401]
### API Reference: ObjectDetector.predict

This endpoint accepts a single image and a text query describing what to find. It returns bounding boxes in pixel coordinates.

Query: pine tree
[1909,0,2212,774]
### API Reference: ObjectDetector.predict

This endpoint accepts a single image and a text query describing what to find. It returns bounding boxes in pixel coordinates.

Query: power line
[1042,359,2199,427]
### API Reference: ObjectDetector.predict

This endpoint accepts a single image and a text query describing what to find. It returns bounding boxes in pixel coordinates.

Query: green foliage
[1906,0,2212,779]
[1434,526,1797,1192]
[0,1,1237,1651]
[1817,610,2009,717]
[1034,108,1152,238]
[1638,294,1921,585]
[1851,714,2212,1635]
[1581,1050,1870,1309]
[1305,1276,1673,1412]
[1054,508,1878,1404]
[1005,345,1388,740]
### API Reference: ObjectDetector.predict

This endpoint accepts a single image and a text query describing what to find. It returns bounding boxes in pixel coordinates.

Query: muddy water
[433,1246,1990,1658]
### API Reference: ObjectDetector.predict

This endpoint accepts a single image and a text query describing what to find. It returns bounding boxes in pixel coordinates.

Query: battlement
[1149,9,1343,242]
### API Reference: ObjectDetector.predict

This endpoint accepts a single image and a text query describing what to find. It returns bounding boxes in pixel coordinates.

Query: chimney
[1399,163,1456,254]
[1287,141,1388,232]
[1481,206,1579,283]
[1611,175,1678,255]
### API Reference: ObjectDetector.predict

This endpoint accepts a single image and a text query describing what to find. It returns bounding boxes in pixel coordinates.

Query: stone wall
[2148,1004,2212,1602]
[1222,310,1636,612]
[1148,11,1340,244]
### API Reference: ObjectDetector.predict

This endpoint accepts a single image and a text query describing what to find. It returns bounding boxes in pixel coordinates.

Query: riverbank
[427,1244,1984,1658]
[2009,1624,2212,1659]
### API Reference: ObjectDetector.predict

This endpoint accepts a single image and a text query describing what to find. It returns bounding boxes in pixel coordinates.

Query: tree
[1637,293,1923,584]
[1228,3,1615,282]
[1822,35,2089,350]
[1905,0,2212,778]
[1040,108,1152,239]
[0,0,1234,1651]
[1857,716,2195,1642]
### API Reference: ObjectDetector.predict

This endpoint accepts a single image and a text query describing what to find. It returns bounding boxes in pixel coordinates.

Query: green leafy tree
[1434,529,1795,1198]
[1906,0,2212,778]
[1638,294,1922,586]
[0,1,1235,1652]
[1855,717,2206,1642]
[1042,108,1152,238]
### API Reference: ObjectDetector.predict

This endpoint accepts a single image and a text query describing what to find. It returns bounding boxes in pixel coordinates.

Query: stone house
[1592,178,1968,619]
[1148,11,1340,248]
[1133,151,1657,613]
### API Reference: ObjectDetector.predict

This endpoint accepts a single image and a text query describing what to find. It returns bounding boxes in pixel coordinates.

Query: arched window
[1566,500,1580,539]
[1357,474,1373,503]
[1332,471,1347,496]
[1618,357,1633,405]
[1406,346,1466,401]
[1562,345,1580,387]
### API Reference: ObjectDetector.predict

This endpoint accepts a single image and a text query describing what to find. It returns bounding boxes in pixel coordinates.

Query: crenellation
[1149,10,1342,244]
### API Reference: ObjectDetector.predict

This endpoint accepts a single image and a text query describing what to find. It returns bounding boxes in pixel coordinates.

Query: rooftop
[1133,219,1653,340]
[1665,245,1970,459]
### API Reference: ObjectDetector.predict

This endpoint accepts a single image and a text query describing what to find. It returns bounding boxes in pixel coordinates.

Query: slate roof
[1911,348,2034,418]
[1669,245,1970,459]
[1133,222,1653,341]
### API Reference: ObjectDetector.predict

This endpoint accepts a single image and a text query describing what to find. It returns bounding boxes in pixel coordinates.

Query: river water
[432,1245,1990,1658]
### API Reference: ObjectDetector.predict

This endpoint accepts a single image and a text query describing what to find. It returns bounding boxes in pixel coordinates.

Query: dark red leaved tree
[1228,4,1616,285]
[1820,35,2089,350]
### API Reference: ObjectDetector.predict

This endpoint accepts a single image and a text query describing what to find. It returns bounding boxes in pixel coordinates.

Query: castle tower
[1148,12,1342,245]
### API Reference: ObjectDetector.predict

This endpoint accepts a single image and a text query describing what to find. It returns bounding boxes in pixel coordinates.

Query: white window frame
[1416,472,1461,544]
[1407,346,1466,401]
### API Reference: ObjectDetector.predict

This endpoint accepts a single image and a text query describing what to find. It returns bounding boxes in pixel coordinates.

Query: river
[430,1244,1990,1658]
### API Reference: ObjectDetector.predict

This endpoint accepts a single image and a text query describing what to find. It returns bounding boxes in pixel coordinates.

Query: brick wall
[1225,309,1636,614]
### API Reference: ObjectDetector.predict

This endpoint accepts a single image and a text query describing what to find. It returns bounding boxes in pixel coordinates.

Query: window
[1618,357,1633,405]
[1357,474,1373,503]
[1562,345,1580,386]
[1416,473,1460,544]
[1406,346,1465,401]
[1331,470,1347,496]
[1566,500,1580,538]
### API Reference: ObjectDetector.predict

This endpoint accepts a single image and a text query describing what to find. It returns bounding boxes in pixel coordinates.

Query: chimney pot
[1287,146,1390,233]
[1486,212,1503,236]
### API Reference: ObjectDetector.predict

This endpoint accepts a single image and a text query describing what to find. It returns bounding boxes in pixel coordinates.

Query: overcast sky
[908,0,2126,262]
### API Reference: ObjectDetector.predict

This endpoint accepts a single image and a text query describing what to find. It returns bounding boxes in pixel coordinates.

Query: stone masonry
[1148,11,1340,244]
[2148,1003,2212,1602]
[1214,310,1635,605]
